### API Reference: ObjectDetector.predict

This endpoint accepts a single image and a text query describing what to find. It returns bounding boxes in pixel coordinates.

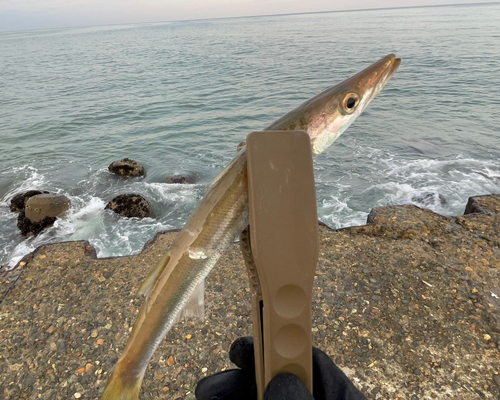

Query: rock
[17,211,57,236]
[16,194,70,236]
[464,194,500,215]
[165,173,195,184]
[105,194,150,218]
[108,158,145,177]
[9,190,49,212]
[411,191,447,207]
[25,194,71,222]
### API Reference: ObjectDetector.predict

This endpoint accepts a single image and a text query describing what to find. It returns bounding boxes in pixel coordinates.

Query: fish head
[267,54,400,156]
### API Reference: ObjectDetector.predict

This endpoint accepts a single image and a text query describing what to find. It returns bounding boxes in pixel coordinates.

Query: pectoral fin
[174,280,205,323]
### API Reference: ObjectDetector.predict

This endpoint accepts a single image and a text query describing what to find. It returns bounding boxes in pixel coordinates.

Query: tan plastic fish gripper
[241,130,319,399]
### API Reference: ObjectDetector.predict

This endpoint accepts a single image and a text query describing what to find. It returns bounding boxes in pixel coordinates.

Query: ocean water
[1,3,500,268]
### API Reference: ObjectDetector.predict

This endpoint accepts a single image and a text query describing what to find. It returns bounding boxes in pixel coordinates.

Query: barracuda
[100,54,400,400]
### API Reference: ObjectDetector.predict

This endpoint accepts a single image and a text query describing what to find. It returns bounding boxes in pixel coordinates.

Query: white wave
[139,182,204,203]
[1,172,207,268]
[318,195,368,229]
[54,196,106,239]
[3,151,499,269]
[316,141,500,228]
[363,157,500,217]
[2,166,48,202]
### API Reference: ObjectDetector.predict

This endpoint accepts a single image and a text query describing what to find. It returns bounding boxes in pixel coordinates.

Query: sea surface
[1,3,500,268]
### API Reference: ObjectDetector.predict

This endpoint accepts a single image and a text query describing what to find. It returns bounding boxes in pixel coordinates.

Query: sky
[0,0,498,32]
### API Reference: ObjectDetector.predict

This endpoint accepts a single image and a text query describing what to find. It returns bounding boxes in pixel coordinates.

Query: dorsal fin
[137,253,171,298]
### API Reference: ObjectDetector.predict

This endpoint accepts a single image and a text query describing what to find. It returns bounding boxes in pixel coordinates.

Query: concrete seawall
[1,195,500,399]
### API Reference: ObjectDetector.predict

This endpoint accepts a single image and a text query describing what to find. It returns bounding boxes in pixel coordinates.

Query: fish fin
[99,369,142,400]
[173,280,205,323]
[137,253,171,298]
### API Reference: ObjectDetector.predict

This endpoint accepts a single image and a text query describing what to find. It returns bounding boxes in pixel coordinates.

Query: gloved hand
[195,336,367,400]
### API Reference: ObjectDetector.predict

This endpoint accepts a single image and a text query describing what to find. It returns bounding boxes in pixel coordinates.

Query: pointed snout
[346,53,401,95]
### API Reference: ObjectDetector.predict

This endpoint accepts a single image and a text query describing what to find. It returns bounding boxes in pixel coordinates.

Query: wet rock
[9,190,49,212]
[165,173,195,184]
[17,211,56,237]
[108,158,145,177]
[105,194,150,218]
[464,194,500,215]
[25,194,71,222]
[16,194,70,236]
[411,191,447,207]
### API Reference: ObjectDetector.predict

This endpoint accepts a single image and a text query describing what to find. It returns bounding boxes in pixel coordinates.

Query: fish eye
[341,92,360,114]
[346,97,356,109]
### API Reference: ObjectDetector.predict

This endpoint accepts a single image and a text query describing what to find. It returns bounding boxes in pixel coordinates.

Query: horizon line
[1,1,499,34]
[174,1,500,24]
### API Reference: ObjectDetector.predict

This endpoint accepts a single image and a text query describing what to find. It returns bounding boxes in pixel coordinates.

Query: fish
[100,54,400,400]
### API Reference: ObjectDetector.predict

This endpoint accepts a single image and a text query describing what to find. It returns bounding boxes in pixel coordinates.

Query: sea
[1,3,500,269]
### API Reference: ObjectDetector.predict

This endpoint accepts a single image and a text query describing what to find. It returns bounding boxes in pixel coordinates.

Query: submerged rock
[108,158,145,177]
[165,173,195,184]
[25,194,71,222]
[9,190,49,212]
[105,194,150,218]
[411,191,447,207]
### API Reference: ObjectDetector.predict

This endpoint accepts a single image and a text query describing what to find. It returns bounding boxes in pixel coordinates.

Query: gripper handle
[246,130,319,399]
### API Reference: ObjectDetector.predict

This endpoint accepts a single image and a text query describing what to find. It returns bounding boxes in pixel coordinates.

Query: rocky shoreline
[6,158,198,239]
[1,194,500,399]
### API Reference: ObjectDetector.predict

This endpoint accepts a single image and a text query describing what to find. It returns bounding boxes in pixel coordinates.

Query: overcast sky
[0,0,498,32]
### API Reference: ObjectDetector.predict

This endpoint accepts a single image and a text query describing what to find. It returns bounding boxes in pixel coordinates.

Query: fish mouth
[265,54,400,156]
[308,54,400,155]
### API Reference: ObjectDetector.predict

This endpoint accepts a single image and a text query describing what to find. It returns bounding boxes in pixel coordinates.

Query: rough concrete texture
[1,194,500,399]
[465,194,500,216]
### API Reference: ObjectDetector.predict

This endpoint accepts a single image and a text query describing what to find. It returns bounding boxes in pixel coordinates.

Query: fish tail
[100,367,142,400]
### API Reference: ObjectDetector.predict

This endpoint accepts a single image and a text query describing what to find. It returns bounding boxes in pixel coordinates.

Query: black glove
[195,336,367,400]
